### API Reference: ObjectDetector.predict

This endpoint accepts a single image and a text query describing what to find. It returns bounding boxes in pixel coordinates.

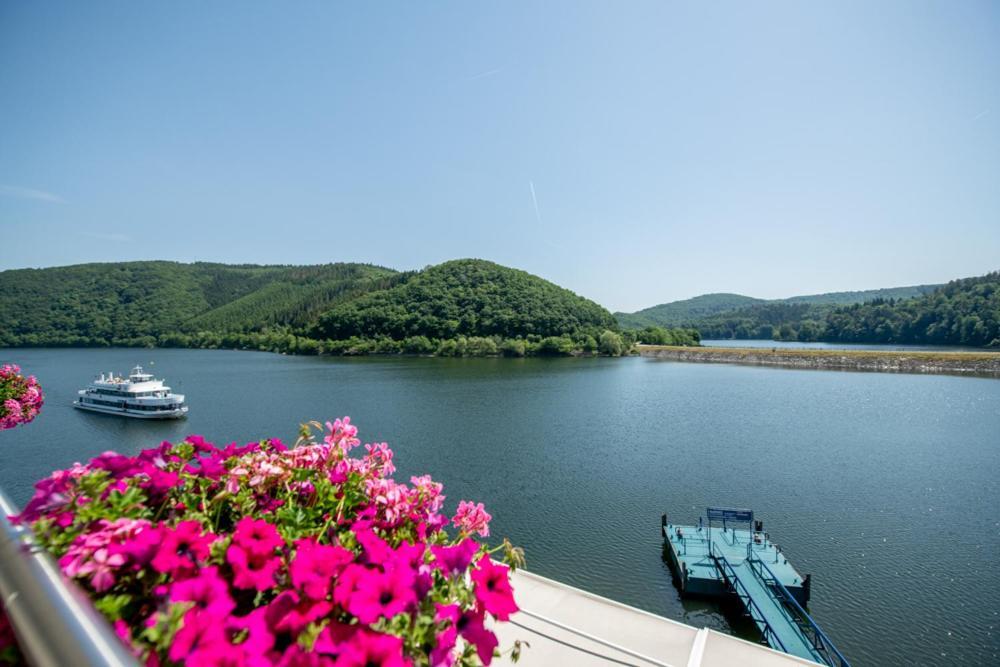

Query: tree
[599,330,624,356]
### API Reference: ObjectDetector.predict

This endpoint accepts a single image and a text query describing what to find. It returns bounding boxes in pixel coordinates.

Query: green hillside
[617,283,944,339]
[619,274,997,346]
[0,259,650,356]
[824,272,1000,347]
[782,284,940,306]
[0,262,395,347]
[615,293,762,329]
[313,259,617,340]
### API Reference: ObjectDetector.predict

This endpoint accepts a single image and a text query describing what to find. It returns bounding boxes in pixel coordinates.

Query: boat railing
[745,544,851,667]
[0,487,138,667]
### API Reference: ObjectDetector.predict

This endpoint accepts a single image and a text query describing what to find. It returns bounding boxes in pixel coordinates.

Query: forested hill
[0,262,398,347]
[823,272,1000,347]
[312,259,616,340]
[615,293,762,329]
[618,284,939,330]
[0,259,643,355]
[618,273,998,347]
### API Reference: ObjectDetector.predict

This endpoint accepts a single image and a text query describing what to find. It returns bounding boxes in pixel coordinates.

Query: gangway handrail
[712,552,788,654]
[746,549,851,667]
[0,487,139,667]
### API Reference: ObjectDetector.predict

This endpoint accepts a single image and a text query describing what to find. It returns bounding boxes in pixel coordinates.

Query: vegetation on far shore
[619,272,999,348]
[0,259,699,357]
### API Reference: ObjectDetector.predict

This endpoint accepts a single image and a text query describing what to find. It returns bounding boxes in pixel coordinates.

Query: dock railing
[0,487,138,667]
[746,548,851,667]
[712,552,789,655]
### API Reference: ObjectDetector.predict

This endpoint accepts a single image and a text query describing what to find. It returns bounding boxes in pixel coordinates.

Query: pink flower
[169,609,231,666]
[169,567,235,618]
[290,539,354,600]
[151,521,216,578]
[313,621,358,657]
[470,557,519,621]
[264,591,332,636]
[452,501,491,537]
[232,517,285,557]
[354,526,393,565]
[228,608,274,656]
[347,568,417,624]
[338,630,410,667]
[429,624,457,667]
[227,544,280,591]
[431,539,479,575]
[435,603,498,666]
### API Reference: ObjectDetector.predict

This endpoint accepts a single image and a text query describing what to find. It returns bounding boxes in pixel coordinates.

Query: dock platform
[662,508,849,667]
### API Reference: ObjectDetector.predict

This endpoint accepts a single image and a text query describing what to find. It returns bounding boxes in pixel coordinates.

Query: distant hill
[782,284,940,306]
[615,293,762,329]
[618,275,998,347]
[617,284,942,332]
[0,259,625,355]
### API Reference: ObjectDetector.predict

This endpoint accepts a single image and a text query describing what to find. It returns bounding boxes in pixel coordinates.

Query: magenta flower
[151,521,216,578]
[228,607,274,656]
[338,630,410,667]
[431,539,479,575]
[264,591,332,636]
[313,621,358,657]
[233,517,285,557]
[470,556,519,621]
[169,567,235,618]
[452,501,491,537]
[227,544,281,591]
[435,603,499,666]
[13,415,520,667]
[347,568,417,624]
[169,609,231,666]
[354,526,394,565]
[290,539,354,600]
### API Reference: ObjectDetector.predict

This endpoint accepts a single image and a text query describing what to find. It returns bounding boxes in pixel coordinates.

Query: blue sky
[1,1,998,312]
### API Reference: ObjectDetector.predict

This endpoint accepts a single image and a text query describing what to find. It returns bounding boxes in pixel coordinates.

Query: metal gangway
[711,542,850,667]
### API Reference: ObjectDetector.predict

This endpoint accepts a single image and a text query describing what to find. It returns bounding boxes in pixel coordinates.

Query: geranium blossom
[452,501,492,537]
[1,417,520,666]
[0,364,43,430]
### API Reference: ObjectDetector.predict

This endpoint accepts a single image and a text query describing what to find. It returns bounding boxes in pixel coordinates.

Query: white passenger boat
[74,366,188,419]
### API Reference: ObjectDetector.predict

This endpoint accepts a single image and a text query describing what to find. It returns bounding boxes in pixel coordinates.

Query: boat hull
[73,401,188,420]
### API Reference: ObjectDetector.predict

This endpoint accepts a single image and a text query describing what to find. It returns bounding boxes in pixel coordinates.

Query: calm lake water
[1,348,998,666]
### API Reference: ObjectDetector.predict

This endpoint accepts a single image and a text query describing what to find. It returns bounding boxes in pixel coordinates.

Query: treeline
[0,258,703,356]
[30,327,697,358]
[823,272,999,346]
[694,272,1000,347]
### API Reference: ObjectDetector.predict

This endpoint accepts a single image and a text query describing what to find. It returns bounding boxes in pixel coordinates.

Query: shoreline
[637,344,1000,377]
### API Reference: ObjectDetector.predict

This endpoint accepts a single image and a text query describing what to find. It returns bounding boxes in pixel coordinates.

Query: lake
[1,348,998,666]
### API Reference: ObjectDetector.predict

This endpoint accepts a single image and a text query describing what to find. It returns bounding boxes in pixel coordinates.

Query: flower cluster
[0,417,522,666]
[0,364,43,430]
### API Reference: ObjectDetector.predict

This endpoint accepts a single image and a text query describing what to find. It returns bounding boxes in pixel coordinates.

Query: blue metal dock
[662,507,850,667]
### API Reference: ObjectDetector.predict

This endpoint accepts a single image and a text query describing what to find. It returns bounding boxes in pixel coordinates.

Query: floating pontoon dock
[662,508,850,667]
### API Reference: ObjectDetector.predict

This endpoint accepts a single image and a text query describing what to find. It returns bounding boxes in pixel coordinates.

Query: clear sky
[1,1,998,312]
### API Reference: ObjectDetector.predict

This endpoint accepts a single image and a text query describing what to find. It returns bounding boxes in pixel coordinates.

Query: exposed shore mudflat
[637,344,1000,377]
